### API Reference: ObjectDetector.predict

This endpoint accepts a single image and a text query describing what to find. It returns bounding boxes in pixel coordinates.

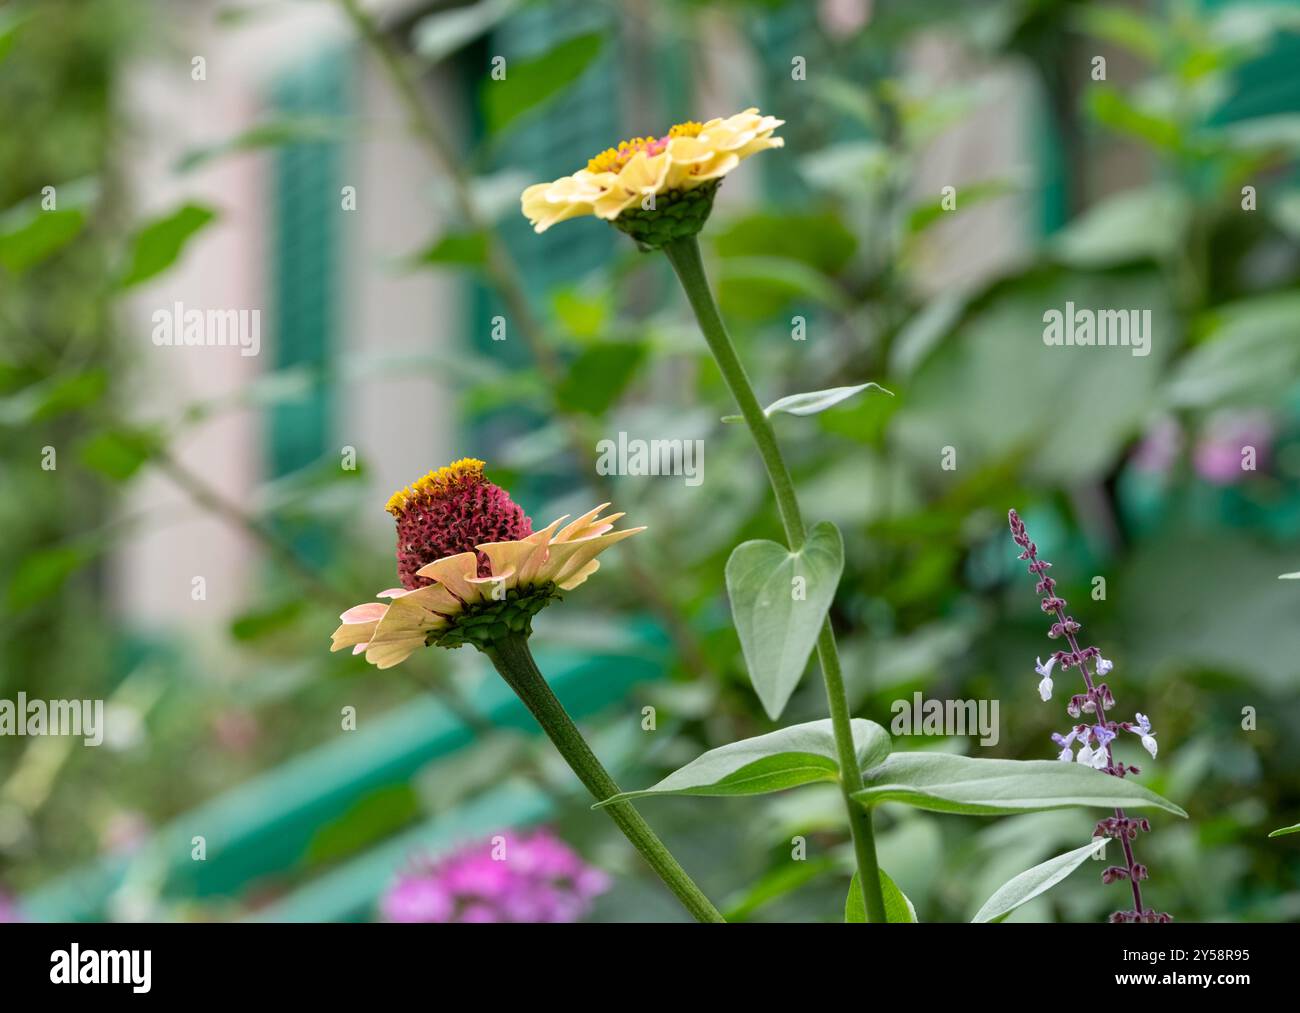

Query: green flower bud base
[427,583,560,650]
[612,180,721,250]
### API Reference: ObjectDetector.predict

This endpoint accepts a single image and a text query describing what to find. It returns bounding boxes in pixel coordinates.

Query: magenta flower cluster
[1008,509,1171,923]
[380,828,610,923]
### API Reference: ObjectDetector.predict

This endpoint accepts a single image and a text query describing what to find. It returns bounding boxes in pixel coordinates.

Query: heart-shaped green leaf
[725,521,844,719]
[594,719,890,807]
[1268,822,1300,837]
[721,381,892,423]
[971,837,1109,922]
[845,869,917,923]
[852,753,1188,817]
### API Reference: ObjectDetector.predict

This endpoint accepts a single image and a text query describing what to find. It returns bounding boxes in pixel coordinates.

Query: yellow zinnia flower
[331,459,643,669]
[520,108,784,247]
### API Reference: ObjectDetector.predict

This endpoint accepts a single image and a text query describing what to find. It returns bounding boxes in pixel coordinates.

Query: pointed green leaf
[1268,822,1300,837]
[118,203,217,288]
[594,719,890,807]
[0,207,84,273]
[725,521,844,719]
[762,382,892,419]
[482,33,603,134]
[410,230,489,269]
[413,0,520,64]
[971,838,1109,922]
[845,869,917,923]
[852,753,1188,818]
[176,117,345,172]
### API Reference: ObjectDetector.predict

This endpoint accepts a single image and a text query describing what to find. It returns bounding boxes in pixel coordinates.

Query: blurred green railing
[20,640,665,922]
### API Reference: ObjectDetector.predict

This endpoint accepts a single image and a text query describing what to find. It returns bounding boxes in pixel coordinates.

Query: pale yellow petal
[556,558,600,591]
[331,617,380,651]
[594,151,668,220]
[687,152,740,183]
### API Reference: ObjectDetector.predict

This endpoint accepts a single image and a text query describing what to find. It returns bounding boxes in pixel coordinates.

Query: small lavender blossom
[1095,655,1113,676]
[1051,728,1078,762]
[1129,712,1158,759]
[1035,656,1056,701]
[1090,724,1117,769]
[381,828,610,924]
[1076,728,1103,769]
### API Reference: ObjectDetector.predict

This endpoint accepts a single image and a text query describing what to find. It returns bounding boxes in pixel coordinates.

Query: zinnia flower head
[380,828,610,924]
[520,108,783,248]
[331,459,643,667]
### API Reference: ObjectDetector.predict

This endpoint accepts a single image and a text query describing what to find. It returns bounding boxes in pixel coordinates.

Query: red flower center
[386,459,533,590]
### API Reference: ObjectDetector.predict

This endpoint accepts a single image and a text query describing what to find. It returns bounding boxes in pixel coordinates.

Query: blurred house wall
[113,0,459,642]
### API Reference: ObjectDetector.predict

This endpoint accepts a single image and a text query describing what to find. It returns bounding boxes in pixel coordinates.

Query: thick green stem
[485,633,725,923]
[662,235,888,923]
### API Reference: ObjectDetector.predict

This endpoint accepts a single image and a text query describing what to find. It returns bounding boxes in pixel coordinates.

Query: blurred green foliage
[2,0,1298,923]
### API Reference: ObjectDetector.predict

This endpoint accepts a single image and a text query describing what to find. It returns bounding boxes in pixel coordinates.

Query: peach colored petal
[538,526,646,587]
[340,602,388,624]
[365,637,427,670]
[515,518,567,584]
[477,538,543,584]
[415,551,483,604]
[400,582,463,615]
[556,504,612,542]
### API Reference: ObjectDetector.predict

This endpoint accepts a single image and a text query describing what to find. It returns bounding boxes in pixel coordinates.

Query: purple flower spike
[1008,508,1171,923]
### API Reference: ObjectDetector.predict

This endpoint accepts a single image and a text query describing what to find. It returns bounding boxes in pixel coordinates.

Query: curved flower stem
[662,235,888,923]
[485,633,726,923]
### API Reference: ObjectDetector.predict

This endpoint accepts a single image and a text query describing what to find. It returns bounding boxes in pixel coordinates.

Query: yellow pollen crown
[385,458,485,515]
[585,121,703,174]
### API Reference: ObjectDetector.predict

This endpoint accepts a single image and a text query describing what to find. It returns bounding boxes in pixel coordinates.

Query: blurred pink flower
[100,811,152,857]
[381,828,611,924]
[819,0,872,37]
[0,891,22,923]
[211,709,260,755]
[1193,412,1273,486]
[1131,418,1183,475]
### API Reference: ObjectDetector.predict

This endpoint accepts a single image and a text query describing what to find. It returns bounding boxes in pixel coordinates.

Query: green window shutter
[458,3,619,501]
[268,50,351,480]
[487,2,620,318]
